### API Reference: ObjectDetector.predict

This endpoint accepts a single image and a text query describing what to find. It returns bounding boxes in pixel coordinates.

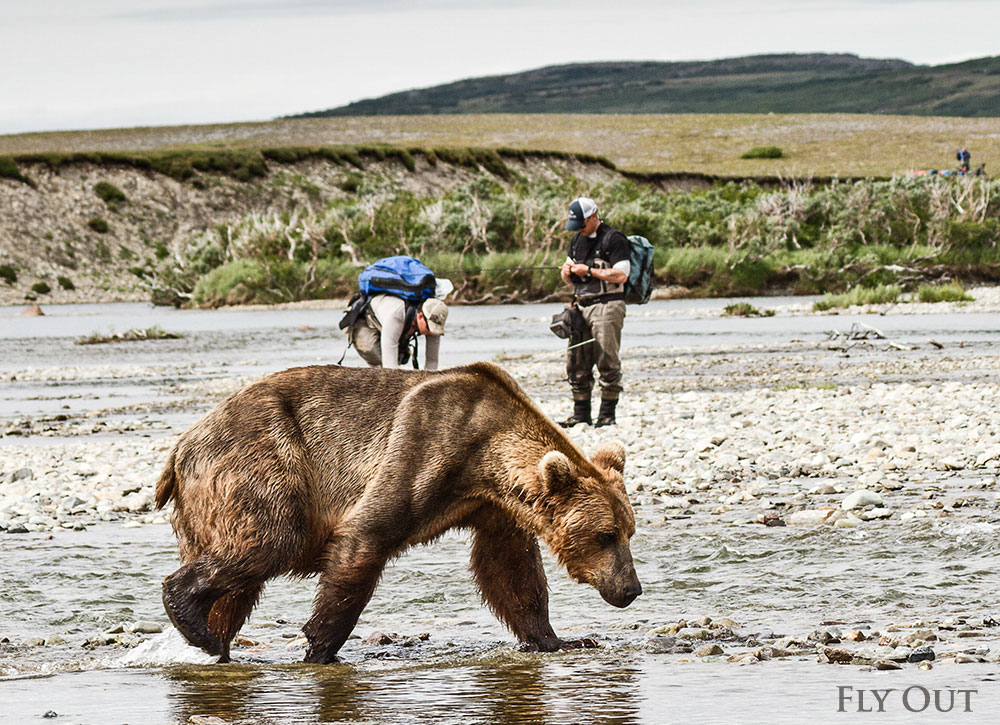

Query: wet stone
[645,635,676,654]
[808,629,841,645]
[908,645,935,662]
[363,631,395,646]
[874,659,902,670]
[676,627,713,641]
[817,646,853,664]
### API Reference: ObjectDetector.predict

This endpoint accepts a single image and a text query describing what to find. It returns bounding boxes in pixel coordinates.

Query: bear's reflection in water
[165,653,641,724]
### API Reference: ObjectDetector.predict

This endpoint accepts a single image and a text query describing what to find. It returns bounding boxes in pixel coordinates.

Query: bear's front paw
[559,637,598,650]
[521,636,599,652]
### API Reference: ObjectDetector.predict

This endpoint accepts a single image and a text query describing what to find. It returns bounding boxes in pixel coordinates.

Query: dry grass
[2,114,998,177]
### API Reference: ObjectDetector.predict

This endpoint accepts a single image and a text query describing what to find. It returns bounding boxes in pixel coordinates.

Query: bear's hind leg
[162,560,227,656]
[163,555,274,658]
[469,509,563,652]
[206,585,264,663]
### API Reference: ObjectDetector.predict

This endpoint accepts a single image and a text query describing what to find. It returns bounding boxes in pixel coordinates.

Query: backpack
[358,255,436,302]
[623,235,654,304]
[338,256,436,368]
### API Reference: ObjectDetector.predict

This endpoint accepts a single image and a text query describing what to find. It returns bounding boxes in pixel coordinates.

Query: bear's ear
[538,450,575,495]
[591,441,626,474]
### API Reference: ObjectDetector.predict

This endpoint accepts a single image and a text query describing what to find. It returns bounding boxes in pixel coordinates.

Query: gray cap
[421,297,448,335]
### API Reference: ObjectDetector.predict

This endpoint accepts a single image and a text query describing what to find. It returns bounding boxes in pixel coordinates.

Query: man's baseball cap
[565,197,598,231]
[421,297,449,335]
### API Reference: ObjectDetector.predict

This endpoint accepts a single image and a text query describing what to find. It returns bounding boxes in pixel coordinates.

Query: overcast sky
[2,0,997,135]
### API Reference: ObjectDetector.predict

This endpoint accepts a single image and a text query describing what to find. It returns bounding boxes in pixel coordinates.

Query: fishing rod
[435,265,563,275]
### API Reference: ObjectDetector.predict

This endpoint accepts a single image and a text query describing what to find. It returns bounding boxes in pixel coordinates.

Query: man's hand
[560,261,574,285]
[569,263,590,278]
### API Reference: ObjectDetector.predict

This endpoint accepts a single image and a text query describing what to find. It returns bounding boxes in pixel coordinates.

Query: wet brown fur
[155,361,640,663]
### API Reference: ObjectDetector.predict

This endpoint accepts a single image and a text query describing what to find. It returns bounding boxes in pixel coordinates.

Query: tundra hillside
[1,145,999,307]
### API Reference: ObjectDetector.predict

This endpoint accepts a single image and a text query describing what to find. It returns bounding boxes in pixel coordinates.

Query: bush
[723,302,774,317]
[916,282,974,303]
[88,217,109,234]
[741,146,784,159]
[57,275,75,290]
[31,281,51,295]
[0,264,16,285]
[94,181,127,208]
[0,156,29,184]
[154,241,170,260]
[813,284,902,311]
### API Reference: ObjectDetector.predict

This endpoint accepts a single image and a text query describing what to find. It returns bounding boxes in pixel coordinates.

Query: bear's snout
[597,571,642,608]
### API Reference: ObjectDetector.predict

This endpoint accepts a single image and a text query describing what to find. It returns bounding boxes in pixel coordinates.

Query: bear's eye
[595,532,616,547]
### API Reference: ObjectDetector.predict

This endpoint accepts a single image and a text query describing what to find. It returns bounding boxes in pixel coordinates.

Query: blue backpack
[624,235,654,304]
[358,256,436,302]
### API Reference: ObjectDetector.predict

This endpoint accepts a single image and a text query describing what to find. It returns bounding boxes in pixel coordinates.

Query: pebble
[841,490,883,510]
[695,644,724,656]
[874,659,902,670]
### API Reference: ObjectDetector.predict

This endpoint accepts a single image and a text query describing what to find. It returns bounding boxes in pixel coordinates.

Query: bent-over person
[351,295,448,370]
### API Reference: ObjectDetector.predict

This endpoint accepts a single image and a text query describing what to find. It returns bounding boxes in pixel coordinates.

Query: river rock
[787,509,834,525]
[817,646,853,664]
[20,303,44,317]
[695,644,724,656]
[363,631,395,646]
[874,659,902,670]
[908,645,935,662]
[841,490,883,510]
[676,627,713,641]
[645,636,677,654]
[128,621,163,634]
[808,629,840,645]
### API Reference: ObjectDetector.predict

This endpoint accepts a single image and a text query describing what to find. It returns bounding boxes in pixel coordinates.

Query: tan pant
[350,319,383,367]
[567,299,625,401]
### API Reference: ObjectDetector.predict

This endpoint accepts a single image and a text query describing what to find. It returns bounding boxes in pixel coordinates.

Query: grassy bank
[151,171,1000,307]
[2,113,998,177]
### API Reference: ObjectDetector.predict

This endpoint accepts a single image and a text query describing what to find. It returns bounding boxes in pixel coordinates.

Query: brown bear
[155,361,641,663]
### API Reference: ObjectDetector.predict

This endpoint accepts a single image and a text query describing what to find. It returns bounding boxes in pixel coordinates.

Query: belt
[576,293,624,307]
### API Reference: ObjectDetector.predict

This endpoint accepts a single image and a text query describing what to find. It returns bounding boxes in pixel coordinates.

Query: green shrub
[916,282,974,303]
[94,181,127,207]
[814,284,902,311]
[56,275,75,290]
[723,302,774,317]
[31,281,51,295]
[339,173,363,193]
[0,264,16,285]
[154,241,170,260]
[88,217,109,233]
[741,146,784,159]
[95,240,112,261]
[0,156,29,184]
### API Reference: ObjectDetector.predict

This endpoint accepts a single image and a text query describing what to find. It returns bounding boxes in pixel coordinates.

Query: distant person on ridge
[558,197,629,428]
[957,147,971,173]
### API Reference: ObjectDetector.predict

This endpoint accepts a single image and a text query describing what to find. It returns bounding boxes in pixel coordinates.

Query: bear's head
[536,442,641,608]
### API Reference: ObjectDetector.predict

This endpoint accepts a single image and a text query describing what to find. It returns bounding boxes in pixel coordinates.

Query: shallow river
[2,299,999,724]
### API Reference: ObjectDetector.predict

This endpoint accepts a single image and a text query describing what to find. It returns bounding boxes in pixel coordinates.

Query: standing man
[350,295,448,370]
[957,147,971,173]
[559,197,630,427]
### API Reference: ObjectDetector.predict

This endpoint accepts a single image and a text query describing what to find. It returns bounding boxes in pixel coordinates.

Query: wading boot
[559,399,591,428]
[595,398,618,427]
